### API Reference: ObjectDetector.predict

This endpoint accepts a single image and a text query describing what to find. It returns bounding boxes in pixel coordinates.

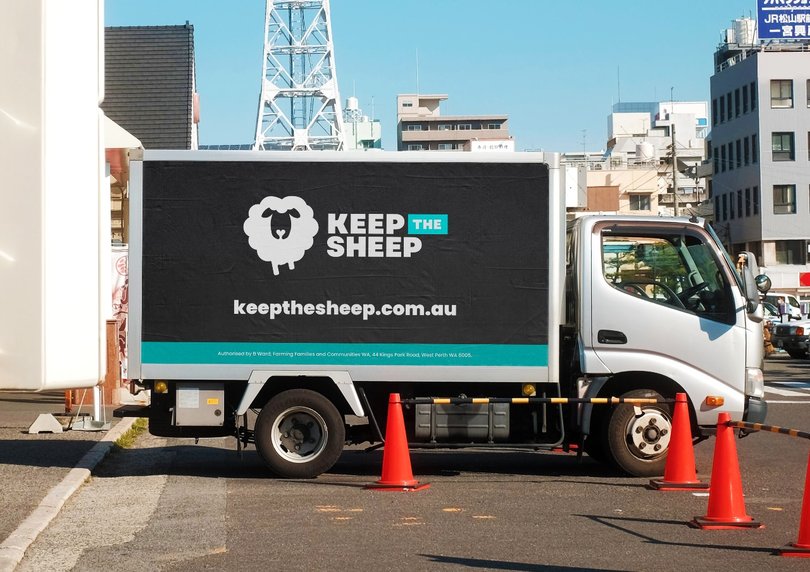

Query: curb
[0,417,137,572]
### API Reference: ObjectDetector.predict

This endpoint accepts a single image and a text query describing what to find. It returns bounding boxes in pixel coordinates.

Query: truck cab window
[602,232,734,324]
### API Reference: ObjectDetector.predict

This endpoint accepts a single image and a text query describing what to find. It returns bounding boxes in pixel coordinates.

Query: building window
[750,81,757,110]
[737,189,743,218]
[752,134,758,163]
[772,132,795,161]
[745,187,751,216]
[407,144,423,151]
[406,124,423,131]
[744,136,750,165]
[775,240,806,264]
[722,194,728,220]
[729,193,735,219]
[713,146,719,173]
[437,143,457,150]
[753,185,759,214]
[728,142,734,170]
[402,102,413,108]
[735,88,741,117]
[726,93,732,120]
[629,194,651,211]
[712,99,718,125]
[743,85,749,113]
[771,79,793,108]
[486,123,501,129]
[736,139,742,168]
[714,196,720,219]
[719,96,725,123]
[773,184,796,214]
[720,145,726,172]
[457,124,472,130]
[437,124,453,131]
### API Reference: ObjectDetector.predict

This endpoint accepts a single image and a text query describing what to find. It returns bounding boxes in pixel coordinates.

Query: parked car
[764,293,803,321]
[762,301,780,326]
[771,318,810,359]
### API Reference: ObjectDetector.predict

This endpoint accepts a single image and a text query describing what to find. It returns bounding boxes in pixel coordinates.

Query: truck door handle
[598,330,627,344]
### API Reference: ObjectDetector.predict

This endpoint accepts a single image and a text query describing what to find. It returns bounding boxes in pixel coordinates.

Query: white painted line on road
[0,417,136,572]
[766,400,810,404]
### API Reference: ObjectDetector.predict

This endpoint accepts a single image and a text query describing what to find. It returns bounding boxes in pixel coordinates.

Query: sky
[105,0,758,152]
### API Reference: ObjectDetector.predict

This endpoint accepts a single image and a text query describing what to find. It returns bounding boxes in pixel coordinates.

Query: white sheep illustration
[243,195,319,275]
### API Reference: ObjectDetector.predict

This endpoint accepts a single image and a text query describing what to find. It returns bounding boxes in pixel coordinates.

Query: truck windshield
[602,230,734,324]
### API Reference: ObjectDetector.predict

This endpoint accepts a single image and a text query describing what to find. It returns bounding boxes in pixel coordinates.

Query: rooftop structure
[396,94,513,152]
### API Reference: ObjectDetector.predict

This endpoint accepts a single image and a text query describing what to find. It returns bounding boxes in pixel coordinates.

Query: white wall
[0,0,104,390]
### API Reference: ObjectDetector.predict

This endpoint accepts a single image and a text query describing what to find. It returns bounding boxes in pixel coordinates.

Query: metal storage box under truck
[117,150,769,478]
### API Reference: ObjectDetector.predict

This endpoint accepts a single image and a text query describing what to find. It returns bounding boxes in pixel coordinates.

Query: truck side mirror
[755,274,771,294]
[738,251,763,317]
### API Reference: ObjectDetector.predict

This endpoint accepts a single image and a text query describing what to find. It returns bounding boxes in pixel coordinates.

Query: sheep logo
[243,195,319,275]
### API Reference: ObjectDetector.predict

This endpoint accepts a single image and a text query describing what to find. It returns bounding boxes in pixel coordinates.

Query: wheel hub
[272,408,327,462]
[628,410,671,457]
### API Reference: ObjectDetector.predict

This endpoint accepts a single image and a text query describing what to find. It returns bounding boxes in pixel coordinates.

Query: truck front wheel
[255,389,345,478]
[605,389,673,477]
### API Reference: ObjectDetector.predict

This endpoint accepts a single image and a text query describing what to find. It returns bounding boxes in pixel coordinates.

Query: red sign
[800,272,810,287]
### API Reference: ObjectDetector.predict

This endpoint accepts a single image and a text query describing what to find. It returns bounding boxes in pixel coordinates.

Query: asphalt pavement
[0,391,133,571]
[2,354,810,571]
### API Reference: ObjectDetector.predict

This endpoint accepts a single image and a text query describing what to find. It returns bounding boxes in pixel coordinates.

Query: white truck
[116,150,769,478]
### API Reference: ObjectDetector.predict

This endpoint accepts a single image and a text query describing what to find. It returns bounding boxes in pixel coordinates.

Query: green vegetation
[114,417,148,449]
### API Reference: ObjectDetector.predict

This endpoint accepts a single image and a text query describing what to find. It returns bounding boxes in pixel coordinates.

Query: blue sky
[106,0,757,152]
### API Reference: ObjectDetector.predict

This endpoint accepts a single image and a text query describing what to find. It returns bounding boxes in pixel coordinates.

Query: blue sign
[758,0,810,40]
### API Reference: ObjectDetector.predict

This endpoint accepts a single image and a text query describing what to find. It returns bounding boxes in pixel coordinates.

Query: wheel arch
[588,371,697,435]
[246,375,355,416]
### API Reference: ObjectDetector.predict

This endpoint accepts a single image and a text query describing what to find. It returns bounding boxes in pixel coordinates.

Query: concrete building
[607,100,709,215]
[343,97,382,151]
[396,94,513,151]
[710,18,810,295]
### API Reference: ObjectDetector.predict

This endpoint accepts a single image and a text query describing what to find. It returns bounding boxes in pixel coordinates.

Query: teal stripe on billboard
[141,342,547,367]
[408,214,448,235]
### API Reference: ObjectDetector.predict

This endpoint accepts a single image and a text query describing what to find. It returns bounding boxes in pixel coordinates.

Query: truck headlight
[745,368,764,399]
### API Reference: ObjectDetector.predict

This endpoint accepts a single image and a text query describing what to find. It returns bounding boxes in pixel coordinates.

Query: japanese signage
[758,0,810,39]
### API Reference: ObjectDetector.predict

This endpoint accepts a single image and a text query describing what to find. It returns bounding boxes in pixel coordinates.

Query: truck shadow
[83,442,648,484]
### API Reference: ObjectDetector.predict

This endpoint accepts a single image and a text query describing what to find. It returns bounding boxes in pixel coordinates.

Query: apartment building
[710,21,810,294]
[396,94,513,151]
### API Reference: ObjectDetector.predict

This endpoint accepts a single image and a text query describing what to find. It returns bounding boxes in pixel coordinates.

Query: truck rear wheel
[255,389,345,478]
[605,389,673,477]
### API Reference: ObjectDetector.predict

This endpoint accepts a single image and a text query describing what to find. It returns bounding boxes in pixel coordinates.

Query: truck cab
[566,215,768,474]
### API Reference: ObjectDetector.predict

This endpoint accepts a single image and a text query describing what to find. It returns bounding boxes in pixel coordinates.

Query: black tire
[787,349,809,359]
[605,389,674,477]
[255,389,345,478]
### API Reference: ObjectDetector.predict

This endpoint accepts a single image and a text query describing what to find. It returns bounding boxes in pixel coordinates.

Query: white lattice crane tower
[253,0,345,150]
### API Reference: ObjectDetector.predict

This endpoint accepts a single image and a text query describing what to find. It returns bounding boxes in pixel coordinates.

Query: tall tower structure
[253,0,345,151]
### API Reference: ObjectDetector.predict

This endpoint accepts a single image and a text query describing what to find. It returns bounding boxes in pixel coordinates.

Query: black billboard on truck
[135,154,551,373]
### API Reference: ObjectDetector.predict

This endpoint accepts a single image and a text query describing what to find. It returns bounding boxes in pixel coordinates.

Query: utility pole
[671,124,678,216]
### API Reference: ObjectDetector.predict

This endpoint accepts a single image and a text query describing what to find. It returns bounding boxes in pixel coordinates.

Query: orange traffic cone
[365,393,430,492]
[779,451,810,557]
[690,412,762,529]
[649,393,709,491]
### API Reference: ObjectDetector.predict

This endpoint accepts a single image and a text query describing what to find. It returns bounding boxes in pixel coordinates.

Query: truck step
[113,405,150,418]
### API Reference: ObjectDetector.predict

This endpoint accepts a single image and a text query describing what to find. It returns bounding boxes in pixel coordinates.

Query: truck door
[587,222,746,397]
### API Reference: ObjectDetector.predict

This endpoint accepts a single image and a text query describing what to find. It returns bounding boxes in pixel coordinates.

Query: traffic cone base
[365,393,430,492]
[649,479,710,491]
[689,515,763,530]
[649,393,708,492]
[365,481,431,492]
[778,543,810,558]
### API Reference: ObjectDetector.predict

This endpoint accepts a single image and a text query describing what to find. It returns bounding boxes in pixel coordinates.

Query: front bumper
[743,396,768,424]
